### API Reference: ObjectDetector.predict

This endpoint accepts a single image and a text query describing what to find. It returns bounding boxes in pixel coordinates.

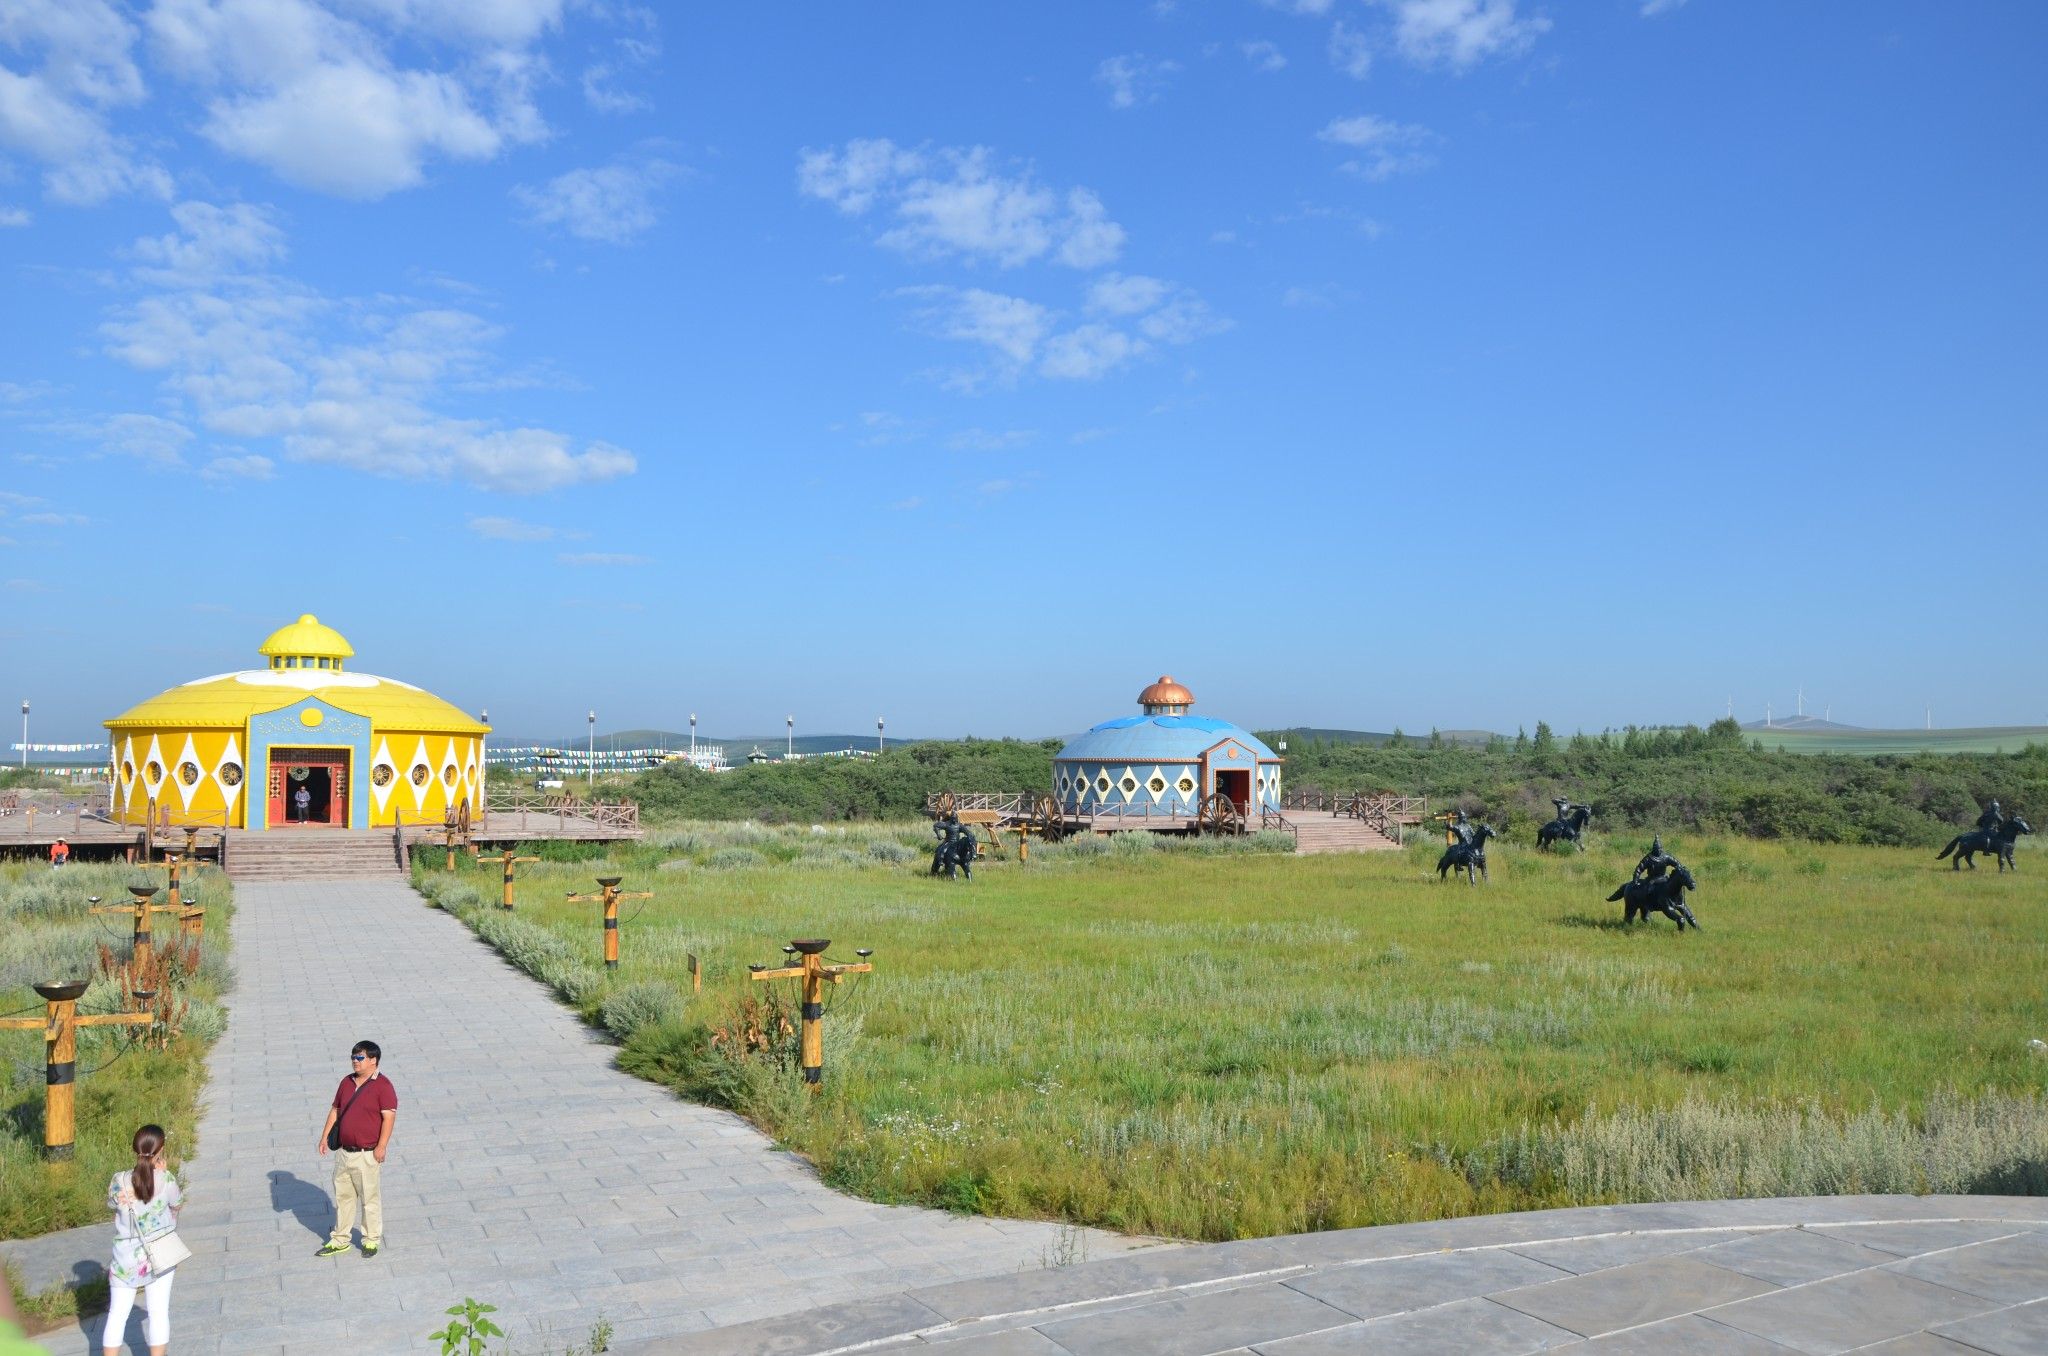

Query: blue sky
[3,1,2044,747]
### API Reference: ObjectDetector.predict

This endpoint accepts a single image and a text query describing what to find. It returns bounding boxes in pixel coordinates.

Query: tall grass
[0,862,236,1239]
[425,830,2047,1241]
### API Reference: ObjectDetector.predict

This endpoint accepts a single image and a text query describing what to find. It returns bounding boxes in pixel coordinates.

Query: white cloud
[1257,0,1333,13]
[513,154,680,244]
[1039,324,1144,381]
[798,140,1125,270]
[145,0,557,199]
[468,514,554,540]
[200,452,273,479]
[898,285,1053,381]
[1328,21,1373,78]
[1241,40,1287,73]
[101,201,638,494]
[95,412,194,465]
[557,551,649,567]
[1282,285,1339,309]
[1640,0,1688,13]
[1370,0,1549,70]
[0,206,30,226]
[900,277,1223,389]
[946,428,1036,451]
[0,0,167,203]
[581,10,660,113]
[1087,273,1171,317]
[1095,53,1179,109]
[1318,115,1438,180]
[18,511,87,526]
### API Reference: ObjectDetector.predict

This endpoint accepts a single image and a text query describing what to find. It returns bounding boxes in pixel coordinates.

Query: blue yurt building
[1054,677,1282,818]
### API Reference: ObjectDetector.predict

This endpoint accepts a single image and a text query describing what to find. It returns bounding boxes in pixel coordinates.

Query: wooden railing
[480,791,640,833]
[1259,808,1297,843]
[1281,791,1425,843]
[924,791,1030,816]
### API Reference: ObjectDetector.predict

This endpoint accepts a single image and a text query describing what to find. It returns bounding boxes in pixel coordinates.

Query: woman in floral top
[103,1124,182,1356]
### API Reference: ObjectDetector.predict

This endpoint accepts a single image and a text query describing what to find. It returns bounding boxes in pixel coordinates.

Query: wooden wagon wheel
[1199,791,1243,836]
[1032,794,1065,842]
[932,790,957,819]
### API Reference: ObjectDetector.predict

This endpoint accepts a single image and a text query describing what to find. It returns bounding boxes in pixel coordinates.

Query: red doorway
[1214,769,1251,815]
[267,749,350,827]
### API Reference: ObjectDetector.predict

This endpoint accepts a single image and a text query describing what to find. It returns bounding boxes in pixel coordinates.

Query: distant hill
[1742,726,2048,756]
[504,729,912,756]
[1259,726,1497,748]
[1740,716,1860,732]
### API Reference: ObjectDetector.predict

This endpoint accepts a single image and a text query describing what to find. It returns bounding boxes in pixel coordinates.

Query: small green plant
[429,1297,504,1355]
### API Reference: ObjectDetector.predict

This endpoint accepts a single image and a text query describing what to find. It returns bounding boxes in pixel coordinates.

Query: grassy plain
[425,824,2047,1241]
[0,862,234,1239]
[1746,726,2048,756]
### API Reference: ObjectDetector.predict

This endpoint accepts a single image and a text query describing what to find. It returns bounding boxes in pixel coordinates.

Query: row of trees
[610,719,2046,848]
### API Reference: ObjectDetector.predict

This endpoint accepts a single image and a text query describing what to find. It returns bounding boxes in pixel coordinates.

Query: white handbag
[139,1225,193,1273]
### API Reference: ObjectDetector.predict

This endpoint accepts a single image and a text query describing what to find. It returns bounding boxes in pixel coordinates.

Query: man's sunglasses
[350,1054,369,1062]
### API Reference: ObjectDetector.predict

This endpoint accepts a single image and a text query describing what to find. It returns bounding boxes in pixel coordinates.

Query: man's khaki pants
[330,1149,383,1247]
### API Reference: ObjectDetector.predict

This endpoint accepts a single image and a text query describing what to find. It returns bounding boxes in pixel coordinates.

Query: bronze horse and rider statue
[929,812,980,881]
[1607,836,1701,930]
[1937,800,2033,872]
[1436,810,1498,885]
[1536,797,1593,852]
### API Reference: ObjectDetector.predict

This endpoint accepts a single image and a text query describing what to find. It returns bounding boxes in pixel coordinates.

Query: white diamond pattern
[213,735,243,817]
[370,739,396,814]
[172,735,203,811]
[408,737,432,814]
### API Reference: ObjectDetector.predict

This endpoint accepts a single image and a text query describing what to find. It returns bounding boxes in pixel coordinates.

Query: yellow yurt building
[103,615,489,832]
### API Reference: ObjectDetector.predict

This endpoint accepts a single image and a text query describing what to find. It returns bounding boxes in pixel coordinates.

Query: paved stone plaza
[6,876,2045,1355]
[6,879,1157,1355]
[638,1197,2048,1355]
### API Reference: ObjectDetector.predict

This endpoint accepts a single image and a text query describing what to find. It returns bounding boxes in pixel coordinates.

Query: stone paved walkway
[12,879,1158,1355]
[635,1196,2048,1355]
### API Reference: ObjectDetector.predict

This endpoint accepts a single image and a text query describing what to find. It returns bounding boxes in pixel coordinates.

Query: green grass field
[422,825,2048,1241]
[1747,726,2048,756]
[0,862,235,1240]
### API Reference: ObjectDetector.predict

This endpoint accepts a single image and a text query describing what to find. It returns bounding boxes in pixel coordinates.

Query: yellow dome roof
[258,614,354,661]
[106,670,487,734]
[105,614,485,735]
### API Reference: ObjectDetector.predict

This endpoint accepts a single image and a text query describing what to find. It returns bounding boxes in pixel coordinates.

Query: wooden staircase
[225,830,408,881]
[1284,811,1406,856]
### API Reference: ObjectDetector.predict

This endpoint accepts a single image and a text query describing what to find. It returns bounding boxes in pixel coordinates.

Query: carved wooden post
[565,876,652,971]
[493,849,540,910]
[750,940,872,1090]
[0,981,150,1159]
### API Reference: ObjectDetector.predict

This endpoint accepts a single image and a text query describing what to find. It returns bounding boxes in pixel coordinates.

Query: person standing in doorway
[315,1040,397,1257]
[293,783,311,823]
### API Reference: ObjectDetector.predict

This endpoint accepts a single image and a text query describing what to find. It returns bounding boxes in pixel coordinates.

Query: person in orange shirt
[49,838,69,868]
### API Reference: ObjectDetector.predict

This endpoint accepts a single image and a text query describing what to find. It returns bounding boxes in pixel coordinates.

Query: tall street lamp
[18,700,26,770]
[877,717,885,755]
[689,712,697,756]
[786,714,793,760]
[587,710,596,791]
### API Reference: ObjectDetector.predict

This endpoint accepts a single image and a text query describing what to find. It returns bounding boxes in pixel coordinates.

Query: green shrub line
[0,862,237,1241]
[589,727,2047,849]
[415,830,2048,1242]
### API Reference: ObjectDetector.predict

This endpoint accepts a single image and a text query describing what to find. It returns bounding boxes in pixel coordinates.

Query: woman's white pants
[102,1268,174,1349]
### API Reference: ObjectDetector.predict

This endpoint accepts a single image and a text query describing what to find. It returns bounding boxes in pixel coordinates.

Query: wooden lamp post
[0,980,152,1159]
[749,939,872,1090]
[90,886,181,979]
[564,876,653,971]
[490,849,541,910]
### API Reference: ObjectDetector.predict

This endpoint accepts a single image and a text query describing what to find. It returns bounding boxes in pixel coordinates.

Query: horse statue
[1607,863,1700,930]
[1536,803,1592,852]
[929,818,979,881]
[1436,823,1497,885]
[1937,813,2033,872]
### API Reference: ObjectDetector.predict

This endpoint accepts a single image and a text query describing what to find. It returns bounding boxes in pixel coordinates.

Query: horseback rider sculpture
[1633,836,1681,885]
[1977,800,2004,836]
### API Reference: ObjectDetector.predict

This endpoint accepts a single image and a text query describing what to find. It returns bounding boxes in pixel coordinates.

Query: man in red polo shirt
[315,1039,398,1257]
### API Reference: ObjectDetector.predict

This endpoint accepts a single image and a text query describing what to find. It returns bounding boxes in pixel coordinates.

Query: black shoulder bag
[327,1077,373,1151]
